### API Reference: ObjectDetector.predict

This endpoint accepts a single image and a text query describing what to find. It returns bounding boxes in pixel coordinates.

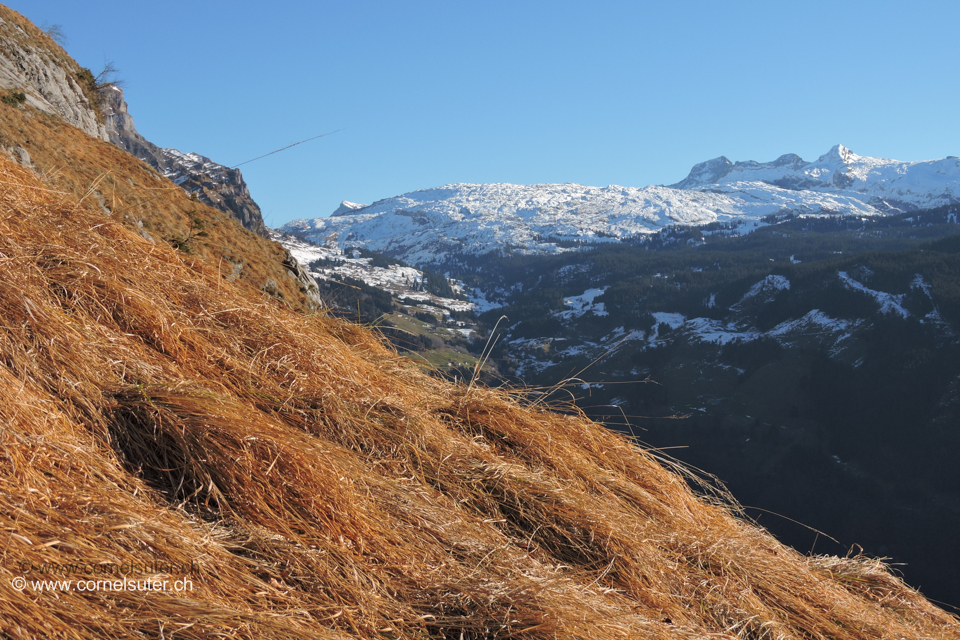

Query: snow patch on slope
[743,275,791,300]
[331,200,367,216]
[768,310,857,336]
[838,271,909,318]
[281,235,474,313]
[558,287,609,319]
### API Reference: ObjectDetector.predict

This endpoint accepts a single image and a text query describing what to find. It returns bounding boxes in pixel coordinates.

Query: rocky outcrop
[97,84,156,160]
[267,231,324,309]
[101,86,319,299]
[0,7,107,141]
[100,85,269,237]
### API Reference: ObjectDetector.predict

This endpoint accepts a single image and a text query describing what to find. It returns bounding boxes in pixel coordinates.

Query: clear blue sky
[15,1,960,227]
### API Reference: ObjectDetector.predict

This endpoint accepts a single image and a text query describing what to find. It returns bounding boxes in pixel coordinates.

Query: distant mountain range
[278,145,960,265]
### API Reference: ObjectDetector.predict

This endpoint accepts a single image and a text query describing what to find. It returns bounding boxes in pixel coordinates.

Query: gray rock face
[0,12,108,141]
[100,84,269,237]
[99,84,153,156]
[281,247,325,310]
[13,145,31,167]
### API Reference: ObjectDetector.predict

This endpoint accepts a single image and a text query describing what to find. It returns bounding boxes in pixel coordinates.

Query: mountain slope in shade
[279,146,960,265]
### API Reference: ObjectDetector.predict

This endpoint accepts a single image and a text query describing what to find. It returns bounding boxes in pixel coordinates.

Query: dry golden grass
[0,98,314,312]
[0,156,957,639]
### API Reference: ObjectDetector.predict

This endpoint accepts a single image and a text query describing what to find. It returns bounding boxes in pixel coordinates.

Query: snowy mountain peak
[670,156,734,189]
[770,153,805,168]
[332,200,368,216]
[818,144,859,166]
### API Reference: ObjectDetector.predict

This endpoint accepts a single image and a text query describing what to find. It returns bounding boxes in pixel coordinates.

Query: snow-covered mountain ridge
[672,144,959,208]
[278,145,960,265]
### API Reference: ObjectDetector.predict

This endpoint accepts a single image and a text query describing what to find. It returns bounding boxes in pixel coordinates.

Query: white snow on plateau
[278,145,960,264]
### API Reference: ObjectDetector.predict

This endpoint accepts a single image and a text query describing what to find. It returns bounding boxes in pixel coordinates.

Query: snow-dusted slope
[279,233,473,313]
[279,146,960,264]
[331,200,367,216]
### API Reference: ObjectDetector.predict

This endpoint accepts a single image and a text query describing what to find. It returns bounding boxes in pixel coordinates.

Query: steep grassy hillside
[0,97,317,312]
[0,155,957,639]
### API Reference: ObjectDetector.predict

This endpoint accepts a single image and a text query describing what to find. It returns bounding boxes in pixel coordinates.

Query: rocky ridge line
[97,81,323,309]
[100,85,268,237]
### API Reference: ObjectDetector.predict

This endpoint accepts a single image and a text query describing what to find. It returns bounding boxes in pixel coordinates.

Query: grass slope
[0,157,957,638]
[0,97,314,312]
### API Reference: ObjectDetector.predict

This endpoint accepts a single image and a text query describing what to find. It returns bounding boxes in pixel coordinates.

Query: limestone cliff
[0,6,107,141]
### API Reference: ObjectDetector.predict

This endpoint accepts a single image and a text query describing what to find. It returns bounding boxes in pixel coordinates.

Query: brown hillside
[0,153,957,638]
[0,98,316,312]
